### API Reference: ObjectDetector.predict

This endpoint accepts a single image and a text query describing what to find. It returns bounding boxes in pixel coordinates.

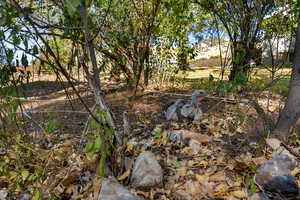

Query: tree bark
[79,0,122,144]
[273,11,300,139]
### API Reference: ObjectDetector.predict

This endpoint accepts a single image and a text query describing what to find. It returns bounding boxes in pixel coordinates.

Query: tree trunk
[79,0,122,144]
[273,12,300,139]
[229,41,252,81]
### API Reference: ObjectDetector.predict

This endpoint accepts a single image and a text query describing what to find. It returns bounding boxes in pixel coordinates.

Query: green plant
[245,172,258,195]
[153,131,162,139]
[43,118,59,134]
[85,109,114,177]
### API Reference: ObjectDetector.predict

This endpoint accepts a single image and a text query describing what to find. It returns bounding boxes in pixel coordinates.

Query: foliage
[85,109,113,177]
[194,0,286,81]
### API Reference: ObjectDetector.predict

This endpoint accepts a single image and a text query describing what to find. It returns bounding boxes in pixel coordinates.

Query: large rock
[254,153,299,199]
[131,151,163,188]
[98,178,144,200]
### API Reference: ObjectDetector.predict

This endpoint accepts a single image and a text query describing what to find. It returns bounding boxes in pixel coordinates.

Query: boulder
[131,151,163,188]
[98,178,144,200]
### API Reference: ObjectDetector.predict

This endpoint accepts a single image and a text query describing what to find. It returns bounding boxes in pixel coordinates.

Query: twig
[22,111,46,134]
[280,142,300,161]
[9,110,89,114]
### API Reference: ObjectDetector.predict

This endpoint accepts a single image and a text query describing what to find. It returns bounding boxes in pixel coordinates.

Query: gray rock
[16,193,31,200]
[168,130,183,142]
[168,130,212,144]
[0,190,7,200]
[255,154,297,187]
[131,151,163,188]
[98,178,144,200]
[254,154,299,199]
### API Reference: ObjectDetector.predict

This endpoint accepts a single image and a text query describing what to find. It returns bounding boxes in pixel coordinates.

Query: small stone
[98,178,144,200]
[174,190,193,200]
[131,151,163,188]
[189,139,201,155]
[255,153,297,186]
[0,190,7,200]
[254,153,299,199]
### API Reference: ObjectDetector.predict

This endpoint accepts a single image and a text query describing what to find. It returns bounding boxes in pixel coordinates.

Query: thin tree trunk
[273,12,300,140]
[79,0,122,144]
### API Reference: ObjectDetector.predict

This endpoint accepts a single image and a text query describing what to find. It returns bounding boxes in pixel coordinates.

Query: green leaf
[91,118,99,129]
[7,49,14,63]
[33,45,39,55]
[21,169,30,181]
[171,161,182,168]
[94,137,102,149]
[0,15,6,26]
[154,131,162,139]
[66,0,79,16]
[24,39,28,50]
[85,140,95,153]
[32,189,42,200]
[21,54,28,66]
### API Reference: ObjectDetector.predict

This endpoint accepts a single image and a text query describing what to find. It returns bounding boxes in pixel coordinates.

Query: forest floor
[1,65,300,200]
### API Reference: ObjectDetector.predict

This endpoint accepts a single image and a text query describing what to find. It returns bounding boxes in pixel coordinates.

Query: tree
[0,0,121,176]
[273,7,300,139]
[194,0,277,81]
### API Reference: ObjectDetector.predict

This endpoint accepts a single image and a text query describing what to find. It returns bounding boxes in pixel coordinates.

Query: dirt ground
[2,72,300,200]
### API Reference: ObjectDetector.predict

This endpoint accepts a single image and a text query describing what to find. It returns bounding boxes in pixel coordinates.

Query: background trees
[0,0,300,178]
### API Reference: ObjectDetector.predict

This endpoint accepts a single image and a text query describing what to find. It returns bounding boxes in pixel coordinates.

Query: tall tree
[194,0,276,81]
[273,7,300,139]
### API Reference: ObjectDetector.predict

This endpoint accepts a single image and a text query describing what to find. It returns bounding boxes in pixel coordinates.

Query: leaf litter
[1,87,300,199]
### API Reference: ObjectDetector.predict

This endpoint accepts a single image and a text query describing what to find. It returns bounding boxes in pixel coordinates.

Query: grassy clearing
[183,59,292,96]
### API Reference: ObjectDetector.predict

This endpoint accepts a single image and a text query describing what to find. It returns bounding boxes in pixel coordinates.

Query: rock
[0,190,7,200]
[15,193,31,200]
[131,151,163,188]
[266,138,295,159]
[255,154,297,186]
[189,139,201,155]
[254,153,299,199]
[168,130,183,142]
[168,130,212,144]
[78,171,92,185]
[174,190,193,200]
[98,178,144,200]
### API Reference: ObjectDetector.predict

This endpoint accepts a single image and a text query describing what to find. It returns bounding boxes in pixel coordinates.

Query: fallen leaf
[291,167,300,176]
[214,183,228,196]
[252,156,266,166]
[185,180,201,196]
[125,143,134,152]
[176,167,187,176]
[117,169,131,181]
[196,174,209,183]
[209,171,226,182]
[174,190,192,200]
[266,138,281,150]
[232,190,247,199]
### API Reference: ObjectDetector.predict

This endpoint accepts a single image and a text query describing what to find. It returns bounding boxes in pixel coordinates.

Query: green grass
[249,74,290,96]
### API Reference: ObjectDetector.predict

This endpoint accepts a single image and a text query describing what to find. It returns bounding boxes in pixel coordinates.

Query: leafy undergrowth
[1,86,300,200]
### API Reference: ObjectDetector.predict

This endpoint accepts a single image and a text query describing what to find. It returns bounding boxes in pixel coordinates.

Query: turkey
[164,90,207,124]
